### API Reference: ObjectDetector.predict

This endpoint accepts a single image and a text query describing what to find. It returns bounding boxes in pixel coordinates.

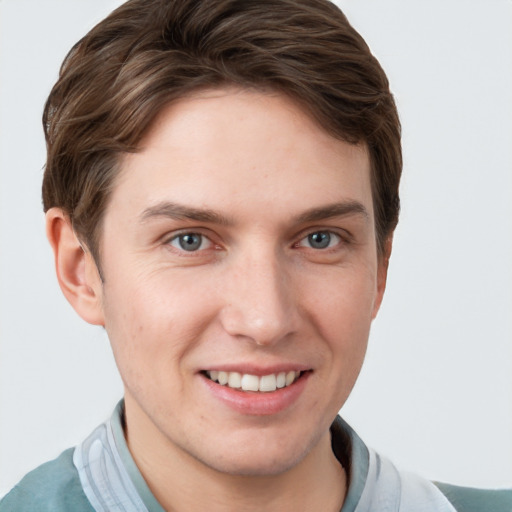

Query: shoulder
[434,482,512,512]
[0,448,94,512]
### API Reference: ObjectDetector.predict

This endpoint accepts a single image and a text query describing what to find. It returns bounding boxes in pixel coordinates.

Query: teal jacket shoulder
[435,482,512,512]
[0,448,94,512]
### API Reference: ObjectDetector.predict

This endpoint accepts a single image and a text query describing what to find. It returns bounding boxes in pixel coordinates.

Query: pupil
[309,232,330,249]
[179,234,201,251]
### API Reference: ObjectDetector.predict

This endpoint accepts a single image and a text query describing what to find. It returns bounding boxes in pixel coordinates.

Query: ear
[372,236,393,319]
[46,208,105,326]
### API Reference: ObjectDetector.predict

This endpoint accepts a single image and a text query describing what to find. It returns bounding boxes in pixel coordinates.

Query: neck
[124,398,346,512]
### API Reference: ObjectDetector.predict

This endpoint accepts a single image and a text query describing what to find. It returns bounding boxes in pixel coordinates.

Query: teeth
[241,374,259,391]
[205,370,301,392]
[285,371,296,386]
[228,372,242,389]
[259,374,277,392]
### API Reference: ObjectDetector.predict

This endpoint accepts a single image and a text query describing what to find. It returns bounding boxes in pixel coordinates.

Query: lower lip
[200,372,310,416]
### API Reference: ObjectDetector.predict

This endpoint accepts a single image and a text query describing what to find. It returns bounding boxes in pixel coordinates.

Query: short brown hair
[42,0,401,264]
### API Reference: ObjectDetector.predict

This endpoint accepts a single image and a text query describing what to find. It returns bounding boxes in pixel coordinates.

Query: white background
[1,0,511,496]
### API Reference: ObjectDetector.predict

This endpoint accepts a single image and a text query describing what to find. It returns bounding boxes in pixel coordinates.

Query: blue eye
[169,233,209,252]
[300,231,341,249]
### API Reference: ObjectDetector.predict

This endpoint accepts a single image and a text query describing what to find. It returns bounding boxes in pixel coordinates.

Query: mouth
[202,370,305,393]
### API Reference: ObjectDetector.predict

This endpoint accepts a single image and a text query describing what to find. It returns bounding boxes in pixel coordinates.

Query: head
[42,0,401,270]
[43,0,402,479]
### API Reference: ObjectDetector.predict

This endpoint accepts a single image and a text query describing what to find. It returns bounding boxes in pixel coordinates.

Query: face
[93,88,387,476]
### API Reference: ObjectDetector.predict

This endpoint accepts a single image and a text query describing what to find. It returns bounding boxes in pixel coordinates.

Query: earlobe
[46,208,105,326]
[372,236,393,320]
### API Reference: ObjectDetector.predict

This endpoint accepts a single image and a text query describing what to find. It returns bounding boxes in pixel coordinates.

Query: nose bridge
[220,244,297,345]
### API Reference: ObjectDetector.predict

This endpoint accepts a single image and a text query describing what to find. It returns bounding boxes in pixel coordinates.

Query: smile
[204,370,302,392]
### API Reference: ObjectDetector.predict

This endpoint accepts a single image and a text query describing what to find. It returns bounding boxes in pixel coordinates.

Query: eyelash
[167,232,214,253]
[295,230,343,251]
[165,229,347,254]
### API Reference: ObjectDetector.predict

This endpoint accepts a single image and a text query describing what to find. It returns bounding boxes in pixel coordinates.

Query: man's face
[94,88,387,476]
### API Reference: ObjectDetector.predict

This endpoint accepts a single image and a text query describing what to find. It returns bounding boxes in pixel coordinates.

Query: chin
[202,450,304,477]
[191,427,324,478]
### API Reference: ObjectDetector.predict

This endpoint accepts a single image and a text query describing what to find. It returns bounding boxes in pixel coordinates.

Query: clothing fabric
[1,401,511,512]
[0,448,94,512]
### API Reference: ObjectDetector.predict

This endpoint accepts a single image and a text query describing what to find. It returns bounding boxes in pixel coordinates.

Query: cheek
[101,272,219,369]
[306,262,377,331]
[101,288,188,402]
[303,265,376,379]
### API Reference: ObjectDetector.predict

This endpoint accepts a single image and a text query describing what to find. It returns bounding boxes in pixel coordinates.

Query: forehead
[109,88,373,226]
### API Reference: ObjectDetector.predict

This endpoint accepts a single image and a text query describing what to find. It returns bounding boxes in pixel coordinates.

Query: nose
[219,249,299,346]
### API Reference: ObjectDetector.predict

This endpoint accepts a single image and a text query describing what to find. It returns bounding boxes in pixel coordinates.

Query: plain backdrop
[1,0,511,496]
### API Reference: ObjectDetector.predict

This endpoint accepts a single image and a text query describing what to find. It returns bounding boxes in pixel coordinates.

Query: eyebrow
[294,201,369,224]
[140,200,369,226]
[140,201,233,225]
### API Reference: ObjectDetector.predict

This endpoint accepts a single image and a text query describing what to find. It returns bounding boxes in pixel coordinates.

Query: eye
[168,232,211,252]
[298,231,341,250]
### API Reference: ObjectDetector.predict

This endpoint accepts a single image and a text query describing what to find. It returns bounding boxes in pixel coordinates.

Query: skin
[47,88,390,511]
